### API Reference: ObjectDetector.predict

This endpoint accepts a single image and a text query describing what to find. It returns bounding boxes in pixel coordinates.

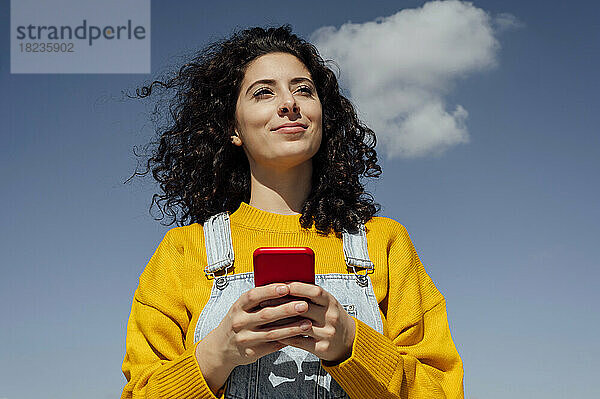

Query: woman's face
[234,52,323,171]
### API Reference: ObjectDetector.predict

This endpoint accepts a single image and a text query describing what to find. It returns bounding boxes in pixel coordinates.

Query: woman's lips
[273,126,307,134]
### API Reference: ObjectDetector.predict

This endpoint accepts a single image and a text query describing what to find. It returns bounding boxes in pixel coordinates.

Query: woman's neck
[247,160,312,215]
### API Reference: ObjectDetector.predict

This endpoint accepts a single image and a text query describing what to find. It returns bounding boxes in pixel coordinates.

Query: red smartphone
[253,247,315,328]
[253,247,315,286]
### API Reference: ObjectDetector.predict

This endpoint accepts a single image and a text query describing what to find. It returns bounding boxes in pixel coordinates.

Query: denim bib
[194,212,383,399]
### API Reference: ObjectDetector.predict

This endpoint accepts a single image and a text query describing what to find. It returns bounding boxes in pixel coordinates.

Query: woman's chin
[259,153,314,171]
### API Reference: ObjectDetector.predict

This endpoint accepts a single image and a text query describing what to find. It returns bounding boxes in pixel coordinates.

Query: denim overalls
[194,212,383,399]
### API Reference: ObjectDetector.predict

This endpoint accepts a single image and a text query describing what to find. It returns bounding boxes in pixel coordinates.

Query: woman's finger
[286,301,326,327]
[238,283,290,310]
[277,336,316,353]
[259,295,302,308]
[285,282,330,306]
[249,299,311,328]
[279,329,352,362]
[242,341,288,360]
[252,318,314,342]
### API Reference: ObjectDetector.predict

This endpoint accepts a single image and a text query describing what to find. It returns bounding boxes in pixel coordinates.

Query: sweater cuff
[321,317,402,395]
[147,341,219,399]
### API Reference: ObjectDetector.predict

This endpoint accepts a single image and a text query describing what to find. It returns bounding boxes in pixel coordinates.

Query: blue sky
[1,1,599,398]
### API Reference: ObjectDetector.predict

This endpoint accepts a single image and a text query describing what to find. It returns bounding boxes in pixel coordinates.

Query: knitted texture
[121,202,464,398]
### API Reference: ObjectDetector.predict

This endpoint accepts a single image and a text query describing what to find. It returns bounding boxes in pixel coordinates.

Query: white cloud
[494,12,525,33]
[311,0,519,159]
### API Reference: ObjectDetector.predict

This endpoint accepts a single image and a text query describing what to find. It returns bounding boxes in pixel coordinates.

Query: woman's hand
[195,283,313,394]
[274,282,357,364]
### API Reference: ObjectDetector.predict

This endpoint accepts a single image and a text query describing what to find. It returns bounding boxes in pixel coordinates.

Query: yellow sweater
[121,202,464,398]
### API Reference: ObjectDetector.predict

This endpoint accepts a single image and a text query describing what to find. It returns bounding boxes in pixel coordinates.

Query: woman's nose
[278,96,299,116]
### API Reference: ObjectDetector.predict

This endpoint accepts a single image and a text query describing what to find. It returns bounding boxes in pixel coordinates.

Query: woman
[121,25,463,398]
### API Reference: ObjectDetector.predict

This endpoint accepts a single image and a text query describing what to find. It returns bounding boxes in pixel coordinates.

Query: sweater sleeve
[322,222,464,399]
[120,229,220,399]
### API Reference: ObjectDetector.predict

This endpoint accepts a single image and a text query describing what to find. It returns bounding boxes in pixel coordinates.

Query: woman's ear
[231,130,243,146]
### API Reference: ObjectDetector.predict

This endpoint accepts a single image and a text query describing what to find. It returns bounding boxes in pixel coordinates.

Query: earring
[231,132,242,146]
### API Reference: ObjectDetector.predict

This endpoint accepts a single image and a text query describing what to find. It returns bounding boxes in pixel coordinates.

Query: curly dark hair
[127,25,382,235]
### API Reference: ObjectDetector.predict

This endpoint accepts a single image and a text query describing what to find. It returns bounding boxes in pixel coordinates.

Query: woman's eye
[296,85,313,95]
[253,88,273,98]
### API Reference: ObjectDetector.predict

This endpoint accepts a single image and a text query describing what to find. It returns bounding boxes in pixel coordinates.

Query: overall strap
[342,224,374,270]
[342,224,374,286]
[203,212,235,278]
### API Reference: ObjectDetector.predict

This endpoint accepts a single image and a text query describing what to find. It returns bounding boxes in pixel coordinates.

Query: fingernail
[277,285,288,295]
[295,302,307,312]
[300,321,311,330]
